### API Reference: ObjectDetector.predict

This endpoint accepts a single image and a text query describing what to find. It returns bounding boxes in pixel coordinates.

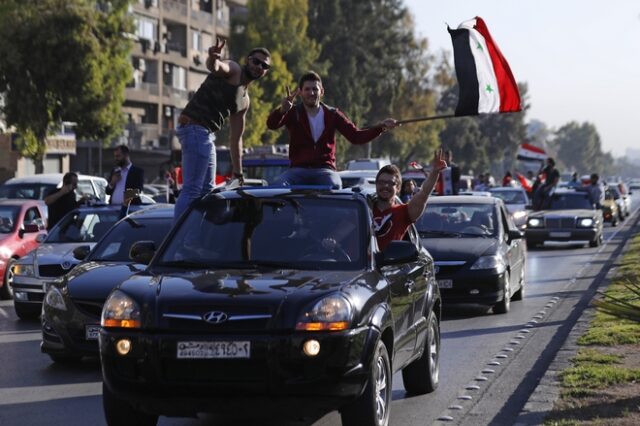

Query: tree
[229,0,323,148]
[0,0,133,173]
[552,122,609,174]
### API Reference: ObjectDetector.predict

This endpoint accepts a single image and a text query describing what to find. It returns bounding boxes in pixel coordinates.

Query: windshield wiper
[157,260,211,269]
[419,230,464,238]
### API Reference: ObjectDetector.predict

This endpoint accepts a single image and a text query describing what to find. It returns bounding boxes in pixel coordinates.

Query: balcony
[191,9,213,26]
[166,41,187,57]
[162,0,187,18]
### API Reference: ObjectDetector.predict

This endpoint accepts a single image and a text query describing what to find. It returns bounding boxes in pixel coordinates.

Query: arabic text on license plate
[177,341,251,359]
[549,231,571,238]
[85,325,100,341]
[437,279,453,289]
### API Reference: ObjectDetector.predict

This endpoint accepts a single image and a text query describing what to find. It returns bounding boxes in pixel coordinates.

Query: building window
[172,66,186,90]
[135,15,158,42]
[192,30,201,52]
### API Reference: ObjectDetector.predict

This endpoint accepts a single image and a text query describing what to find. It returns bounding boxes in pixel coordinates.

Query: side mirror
[130,240,156,265]
[72,245,91,261]
[376,241,419,267]
[36,233,47,243]
[508,229,524,240]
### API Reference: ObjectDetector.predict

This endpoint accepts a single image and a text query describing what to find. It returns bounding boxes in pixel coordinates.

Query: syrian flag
[448,17,521,116]
[517,143,547,162]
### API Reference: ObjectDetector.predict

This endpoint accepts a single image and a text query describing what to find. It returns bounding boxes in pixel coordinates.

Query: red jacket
[266,103,384,170]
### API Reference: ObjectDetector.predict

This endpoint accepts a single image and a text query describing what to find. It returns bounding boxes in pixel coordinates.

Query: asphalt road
[0,197,637,426]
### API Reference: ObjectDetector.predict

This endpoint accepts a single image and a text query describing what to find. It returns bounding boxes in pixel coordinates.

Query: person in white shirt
[106,145,145,209]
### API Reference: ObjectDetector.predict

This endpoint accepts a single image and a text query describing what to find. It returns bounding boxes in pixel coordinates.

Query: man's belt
[178,114,209,129]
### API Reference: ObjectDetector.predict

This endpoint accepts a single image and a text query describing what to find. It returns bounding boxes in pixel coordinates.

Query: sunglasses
[250,57,271,70]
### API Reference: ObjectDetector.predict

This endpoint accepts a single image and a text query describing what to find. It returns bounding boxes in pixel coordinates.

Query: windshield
[46,210,120,243]
[158,197,366,270]
[90,217,173,262]
[416,203,498,237]
[490,190,527,204]
[0,183,56,200]
[548,193,593,210]
[244,165,290,185]
[0,206,20,233]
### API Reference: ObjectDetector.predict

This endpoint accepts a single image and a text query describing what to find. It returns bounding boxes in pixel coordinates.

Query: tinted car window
[160,198,365,270]
[490,190,527,204]
[417,203,497,237]
[90,217,172,262]
[46,210,121,243]
[549,193,592,210]
[0,183,56,200]
[0,206,19,233]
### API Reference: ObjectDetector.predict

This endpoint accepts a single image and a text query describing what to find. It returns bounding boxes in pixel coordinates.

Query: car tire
[493,271,511,314]
[0,258,16,300]
[402,310,440,394]
[512,266,526,301]
[103,382,158,426]
[14,301,40,320]
[341,340,391,426]
[589,234,602,248]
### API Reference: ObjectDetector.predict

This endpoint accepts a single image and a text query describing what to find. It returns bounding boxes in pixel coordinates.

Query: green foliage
[552,122,614,175]
[0,0,132,171]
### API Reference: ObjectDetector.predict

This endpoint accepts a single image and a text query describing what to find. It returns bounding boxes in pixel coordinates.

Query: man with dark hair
[533,157,560,210]
[106,145,145,209]
[586,173,604,209]
[372,150,447,251]
[174,38,271,220]
[44,172,81,230]
[441,150,461,195]
[267,71,397,188]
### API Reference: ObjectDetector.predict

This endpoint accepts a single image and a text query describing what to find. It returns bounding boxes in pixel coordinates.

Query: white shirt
[110,163,131,205]
[307,108,325,143]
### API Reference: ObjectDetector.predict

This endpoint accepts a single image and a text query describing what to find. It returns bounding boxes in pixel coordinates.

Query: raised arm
[335,110,397,145]
[206,37,236,78]
[266,85,299,130]
[408,149,448,222]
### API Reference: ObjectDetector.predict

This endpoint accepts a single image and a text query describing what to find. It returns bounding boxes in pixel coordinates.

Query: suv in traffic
[100,187,441,426]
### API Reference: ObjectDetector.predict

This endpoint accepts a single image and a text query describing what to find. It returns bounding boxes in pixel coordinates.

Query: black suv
[99,188,441,426]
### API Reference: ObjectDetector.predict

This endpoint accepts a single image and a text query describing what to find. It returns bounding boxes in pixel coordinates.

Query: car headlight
[470,255,506,273]
[44,286,67,311]
[101,290,141,329]
[296,294,352,331]
[578,218,594,227]
[512,211,527,220]
[527,218,543,228]
[13,263,35,277]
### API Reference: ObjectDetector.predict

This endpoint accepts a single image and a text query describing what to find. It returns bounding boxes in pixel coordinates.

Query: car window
[90,217,172,262]
[490,190,527,204]
[159,198,366,270]
[23,207,43,226]
[77,180,96,198]
[0,183,57,200]
[417,203,497,237]
[46,210,121,243]
[0,206,19,233]
[548,193,593,210]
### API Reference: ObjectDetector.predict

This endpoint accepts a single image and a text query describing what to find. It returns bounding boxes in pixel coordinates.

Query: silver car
[489,187,530,230]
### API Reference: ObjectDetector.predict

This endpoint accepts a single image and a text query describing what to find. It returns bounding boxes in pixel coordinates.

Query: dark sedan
[41,205,174,363]
[416,196,526,313]
[525,189,604,248]
[99,188,441,426]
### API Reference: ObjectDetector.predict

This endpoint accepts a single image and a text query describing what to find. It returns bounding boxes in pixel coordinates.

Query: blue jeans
[273,167,342,189]
[174,124,216,222]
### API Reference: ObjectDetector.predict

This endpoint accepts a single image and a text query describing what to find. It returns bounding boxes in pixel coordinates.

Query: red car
[0,199,48,299]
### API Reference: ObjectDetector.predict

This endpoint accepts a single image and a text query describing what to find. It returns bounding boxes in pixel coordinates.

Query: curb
[514,209,640,425]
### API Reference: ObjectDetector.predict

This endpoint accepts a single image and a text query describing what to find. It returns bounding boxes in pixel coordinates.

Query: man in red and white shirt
[373,150,447,251]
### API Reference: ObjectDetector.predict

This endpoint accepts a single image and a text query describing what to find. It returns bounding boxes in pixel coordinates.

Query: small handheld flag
[448,16,521,116]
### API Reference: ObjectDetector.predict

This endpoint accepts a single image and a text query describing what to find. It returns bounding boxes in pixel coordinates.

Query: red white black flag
[516,143,547,162]
[448,17,521,116]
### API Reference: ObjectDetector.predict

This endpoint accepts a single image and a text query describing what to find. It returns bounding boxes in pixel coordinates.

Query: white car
[0,173,109,203]
[338,170,378,189]
[345,158,390,171]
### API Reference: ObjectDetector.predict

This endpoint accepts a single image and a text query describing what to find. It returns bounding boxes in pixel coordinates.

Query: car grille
[163,305,274,332]
[434,261,466,276]
[545,217,575,229]
[162,359,268,384]
[39,265,69,277]
[72,299,103,318]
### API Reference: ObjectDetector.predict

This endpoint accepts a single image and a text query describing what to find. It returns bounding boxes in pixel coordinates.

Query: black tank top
[182,74,249,132]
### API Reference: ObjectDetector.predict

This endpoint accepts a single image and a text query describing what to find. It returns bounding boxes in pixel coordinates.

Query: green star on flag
[485,84,493,93]
[476,41,483,50]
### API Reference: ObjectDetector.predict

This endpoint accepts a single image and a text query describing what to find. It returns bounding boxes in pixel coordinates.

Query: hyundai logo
[202,311,228,324]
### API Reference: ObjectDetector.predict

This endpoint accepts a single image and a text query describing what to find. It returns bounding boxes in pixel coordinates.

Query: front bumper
[100,326,377,417]
[41,299,101,358]
[12,275,49,305]
[437,269,506,305]
[525,227,599,244]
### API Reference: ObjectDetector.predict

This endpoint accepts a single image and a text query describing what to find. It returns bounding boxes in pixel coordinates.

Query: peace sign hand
[208,36,226,59]
[431,148,448,173]
[280,85,300,113]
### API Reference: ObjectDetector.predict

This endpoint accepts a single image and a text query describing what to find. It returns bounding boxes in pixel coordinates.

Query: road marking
[0,331,41,344]
[0,381,102,406]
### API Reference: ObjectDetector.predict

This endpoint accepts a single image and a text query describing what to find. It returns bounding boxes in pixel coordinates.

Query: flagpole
[396,114,457,125]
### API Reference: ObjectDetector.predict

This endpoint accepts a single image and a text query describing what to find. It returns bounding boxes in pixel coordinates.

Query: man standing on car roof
[267,71,398,188]
[174,38,272,221]
[372,150,447,251]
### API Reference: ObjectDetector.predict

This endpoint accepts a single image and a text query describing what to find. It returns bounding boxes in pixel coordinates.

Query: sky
[404,0,640,158]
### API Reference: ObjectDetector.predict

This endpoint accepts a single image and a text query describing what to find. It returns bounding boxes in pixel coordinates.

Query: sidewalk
[515,210,640,425]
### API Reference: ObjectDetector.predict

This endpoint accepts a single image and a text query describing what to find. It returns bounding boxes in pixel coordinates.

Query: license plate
[437,279,453,289]
[549,232,571,238]
[85,325,100,341]
[176,341,251,359]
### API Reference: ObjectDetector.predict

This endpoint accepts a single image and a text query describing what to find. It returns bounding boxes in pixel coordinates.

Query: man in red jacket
[266,71,397,188]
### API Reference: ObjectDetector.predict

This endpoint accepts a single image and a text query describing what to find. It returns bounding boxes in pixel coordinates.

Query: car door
[500,204,524,290]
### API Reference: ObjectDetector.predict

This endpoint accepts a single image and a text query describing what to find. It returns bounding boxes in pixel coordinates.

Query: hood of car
[33,242,95,267]
[504,203,526,214]
[528,209,595,218]
[420,237,498,261]
[120,268,362,331]
[65,261,145,301]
